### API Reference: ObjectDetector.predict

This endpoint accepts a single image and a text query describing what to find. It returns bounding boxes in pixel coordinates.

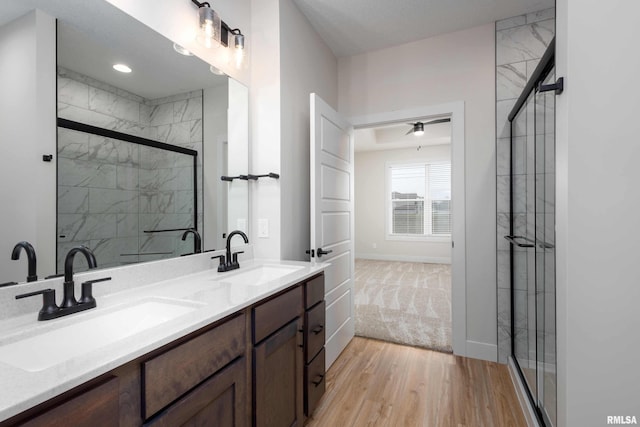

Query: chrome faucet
[15,245,111,321]
[181,228,202,254]
[11,241,37,282]
[214,230,249,272]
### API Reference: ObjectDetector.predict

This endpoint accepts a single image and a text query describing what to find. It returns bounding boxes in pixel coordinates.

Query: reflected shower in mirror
[0,0,248,282]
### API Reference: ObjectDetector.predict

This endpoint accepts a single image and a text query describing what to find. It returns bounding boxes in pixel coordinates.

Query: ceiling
[293,0,555,57]
[0,0,226,100]
[355,119,451,152]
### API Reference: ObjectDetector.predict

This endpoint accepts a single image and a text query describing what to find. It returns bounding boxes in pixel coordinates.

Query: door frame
[349,101,467,356]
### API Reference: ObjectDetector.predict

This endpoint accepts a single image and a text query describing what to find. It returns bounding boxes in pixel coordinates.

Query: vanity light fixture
[173,43,193,56]
[113,63,132,73]
[191,0,246,68]
[192,0,221,48]
[230,29,246,69]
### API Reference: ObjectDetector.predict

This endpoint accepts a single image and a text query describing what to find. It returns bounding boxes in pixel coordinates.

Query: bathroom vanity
[0,257,326,426]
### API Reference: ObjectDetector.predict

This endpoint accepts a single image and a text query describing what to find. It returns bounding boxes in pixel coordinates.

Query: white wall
[355,145,451,263]
[339,25,497,357]
[279,0,338,261]
[0,10,56,283]
[249,0,281,258]
[556,1,640,425]
[248,0,338,260]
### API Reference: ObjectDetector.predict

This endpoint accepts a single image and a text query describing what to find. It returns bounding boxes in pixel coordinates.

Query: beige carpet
[354,259,452,353]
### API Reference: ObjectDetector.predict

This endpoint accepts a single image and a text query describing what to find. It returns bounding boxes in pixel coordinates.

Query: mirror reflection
[0,0,248,282]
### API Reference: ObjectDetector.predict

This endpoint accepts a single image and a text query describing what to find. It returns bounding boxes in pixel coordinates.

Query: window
[387,162,451,238]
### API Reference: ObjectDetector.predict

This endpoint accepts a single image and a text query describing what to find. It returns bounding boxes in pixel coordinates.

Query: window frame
[385,161,452,242]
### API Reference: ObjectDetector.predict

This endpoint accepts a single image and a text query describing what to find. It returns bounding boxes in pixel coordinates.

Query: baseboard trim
[508,356,541,427]
[355,253,451,264]
[465,340,497,361]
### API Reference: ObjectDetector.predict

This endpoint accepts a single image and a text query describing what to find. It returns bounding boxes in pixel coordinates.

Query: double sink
[0,264,304,373]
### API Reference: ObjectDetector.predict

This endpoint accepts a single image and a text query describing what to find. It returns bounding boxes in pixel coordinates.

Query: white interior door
[310,93,354,369]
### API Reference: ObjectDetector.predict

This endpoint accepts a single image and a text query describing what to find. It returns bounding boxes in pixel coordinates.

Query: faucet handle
[16,289,59,320]
[211,254,225,266]
[79,277,111,306]
[232,251,244,264]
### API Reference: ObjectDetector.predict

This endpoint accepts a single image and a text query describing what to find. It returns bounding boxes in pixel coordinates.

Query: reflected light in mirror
[113,63,132,73]
[173,43,193,56]
[210,65,225,75]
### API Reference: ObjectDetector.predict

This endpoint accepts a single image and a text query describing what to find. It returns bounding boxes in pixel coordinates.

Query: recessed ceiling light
[173,43,193,56]
[209,65,225,76]
[113,63,132,73]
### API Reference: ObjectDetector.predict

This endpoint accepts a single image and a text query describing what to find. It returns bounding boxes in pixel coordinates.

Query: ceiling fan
[406,118,451,136]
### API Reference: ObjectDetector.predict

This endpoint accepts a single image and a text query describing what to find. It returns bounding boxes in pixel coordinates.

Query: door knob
[317,248,333,257]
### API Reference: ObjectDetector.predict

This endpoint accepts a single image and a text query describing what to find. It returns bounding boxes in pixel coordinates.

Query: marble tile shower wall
[495,9,555,363]
[57,68,203,271]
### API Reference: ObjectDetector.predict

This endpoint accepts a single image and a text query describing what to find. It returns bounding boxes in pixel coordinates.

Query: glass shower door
[508,64,557,426]
[535,68,557,427]
[510,91,537,399]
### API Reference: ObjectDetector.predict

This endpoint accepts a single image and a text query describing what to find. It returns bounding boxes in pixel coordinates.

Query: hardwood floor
[306,337,526,427]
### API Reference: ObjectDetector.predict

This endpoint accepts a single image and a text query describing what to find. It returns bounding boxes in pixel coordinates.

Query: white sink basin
[0,299,200,372]
[212,264,304,286]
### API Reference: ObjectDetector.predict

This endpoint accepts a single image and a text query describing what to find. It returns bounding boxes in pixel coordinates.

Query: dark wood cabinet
[254,318,304,427]
[252,285,304,427]
[14,377,120,427]
[145,357,246,427]
[304,348,325,417]
[142,313,246,419]
[302,275,325,417]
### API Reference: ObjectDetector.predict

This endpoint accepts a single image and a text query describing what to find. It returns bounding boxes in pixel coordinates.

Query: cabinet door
[254,318,303,427]
[146,357,246,427]
[17,377,119,427]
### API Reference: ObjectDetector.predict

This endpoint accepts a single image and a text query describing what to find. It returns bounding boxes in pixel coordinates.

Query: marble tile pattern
[495,9,555,363]
[57,70,203,271]
[354,259,452,353]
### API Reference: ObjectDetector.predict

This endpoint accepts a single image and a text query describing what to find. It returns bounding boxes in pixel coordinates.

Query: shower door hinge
[537,77,564,95]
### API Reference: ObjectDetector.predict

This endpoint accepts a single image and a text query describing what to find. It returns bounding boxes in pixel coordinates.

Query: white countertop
[0,258,325,422]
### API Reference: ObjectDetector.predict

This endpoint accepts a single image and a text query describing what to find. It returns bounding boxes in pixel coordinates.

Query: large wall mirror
[0,0,249,283]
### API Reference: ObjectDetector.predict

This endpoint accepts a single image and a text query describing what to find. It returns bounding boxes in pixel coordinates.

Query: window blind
[389,163,451,236]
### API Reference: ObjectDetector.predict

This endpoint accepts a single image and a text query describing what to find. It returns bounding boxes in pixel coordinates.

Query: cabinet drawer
[253,286,303,344]
[304,300,325,364]
[145,357,246,427]
[142,313,246,419]
[305,275,324,309]
[304,348,325,417]
[20,376,119,427]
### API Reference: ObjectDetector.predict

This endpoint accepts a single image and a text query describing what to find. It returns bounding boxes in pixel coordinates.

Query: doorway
[350,102,466,356]
[353,120,453,351]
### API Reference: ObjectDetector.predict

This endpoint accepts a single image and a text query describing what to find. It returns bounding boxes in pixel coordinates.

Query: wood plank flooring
[306,337,526,427]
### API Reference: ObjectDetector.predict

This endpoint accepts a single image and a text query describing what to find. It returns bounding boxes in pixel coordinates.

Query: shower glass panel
[536,67,557,427]
[511,90,537,399]
[507,40,557,427]
[56,125,197,272]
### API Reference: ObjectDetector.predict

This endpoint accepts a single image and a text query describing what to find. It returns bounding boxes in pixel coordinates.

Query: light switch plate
[258,219,269,238]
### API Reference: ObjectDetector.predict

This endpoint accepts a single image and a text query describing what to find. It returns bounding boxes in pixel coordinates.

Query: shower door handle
[504,235,535,248]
